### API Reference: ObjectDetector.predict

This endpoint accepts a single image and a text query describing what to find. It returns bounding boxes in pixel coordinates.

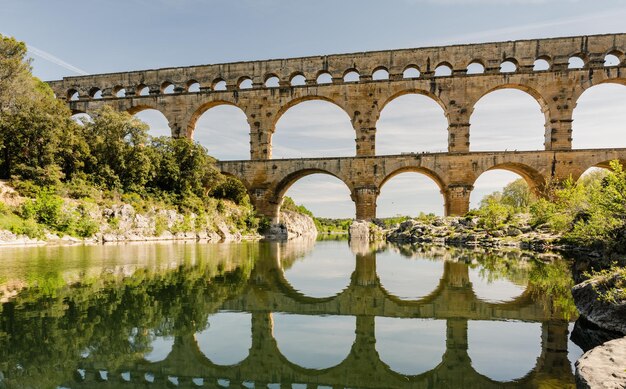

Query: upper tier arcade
[47,33,626,160]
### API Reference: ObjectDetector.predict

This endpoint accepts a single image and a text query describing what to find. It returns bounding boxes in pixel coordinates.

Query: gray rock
[349,220,371,242]
[572,274,626,334]
[575,336,626,389]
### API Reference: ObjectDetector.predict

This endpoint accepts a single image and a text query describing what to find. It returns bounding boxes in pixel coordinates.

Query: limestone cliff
[264,210,317,240]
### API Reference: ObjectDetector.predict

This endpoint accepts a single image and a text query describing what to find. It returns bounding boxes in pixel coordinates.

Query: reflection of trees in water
[386,242,577,318]
[0,255,253,388]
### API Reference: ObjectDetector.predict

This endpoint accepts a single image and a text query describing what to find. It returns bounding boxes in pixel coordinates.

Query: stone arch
[466,60,486,74]
[434,62,453,77]
[372,66,390,80]
[273,95,352,130]
[568,53,588,69]
[473,162,546,196]
[129,106,173,138]
[380,166,446,192]
[136,83,150,96]
[186,79,200,92]
[604,50,624,66]
[289,71,307,86]
[343,68,360,82]
[572,80,626,149]
[469,84,548,151]
[376,91,449,155]
[499,58,518,73]
[533,56,551,71]
[186,100,249,139]
[379,89,448,114]
[274,168,353,204]
[264,73,280,88]
[186,100,250,160]
[402,65,421,78]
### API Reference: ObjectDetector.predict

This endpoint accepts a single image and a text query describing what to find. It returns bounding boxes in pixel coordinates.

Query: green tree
[148,136,222,199]
[82,106,152,191]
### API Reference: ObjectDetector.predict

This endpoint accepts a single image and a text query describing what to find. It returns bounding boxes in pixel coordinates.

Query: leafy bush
[210,177,249,205]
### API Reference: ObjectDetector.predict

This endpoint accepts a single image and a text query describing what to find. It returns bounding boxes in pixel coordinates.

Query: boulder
[572,274,626,334]
[349,220,371,242]
[575,336,626,389]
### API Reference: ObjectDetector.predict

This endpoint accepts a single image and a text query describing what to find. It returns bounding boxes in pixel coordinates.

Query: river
[0,238,584,388]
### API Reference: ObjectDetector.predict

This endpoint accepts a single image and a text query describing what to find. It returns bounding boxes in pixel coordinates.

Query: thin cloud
[27,45,89,76]
[437,7,626,44]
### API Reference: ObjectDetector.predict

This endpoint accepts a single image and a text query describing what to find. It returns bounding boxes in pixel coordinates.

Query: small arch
[187,80,200,92]
[71,112,93,126]
[265,74,280,88]
[161,81,175,94]
[533,57,551,71]
[500,59,518,73]
[212,79,227,91]
[238,77,253,89]
[343,69,360,82]
[568,55,586,69]
[316,71,332,84]
[434,63,452,77]
[372,67,389,80]
[113,86,126,98]
[137,84,150,96]
[604,53,621,67]
[466,61,485,75]
[403,65,420,79]
[290,73,306,86]
[68,89,79,101]
[88,87,102,99]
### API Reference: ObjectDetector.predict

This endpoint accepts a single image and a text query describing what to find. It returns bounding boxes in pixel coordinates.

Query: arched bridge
[47,33,626,220]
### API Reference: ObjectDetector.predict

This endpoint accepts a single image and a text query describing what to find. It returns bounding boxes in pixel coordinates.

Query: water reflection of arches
[65,242,575,388]
[71,314,573,388]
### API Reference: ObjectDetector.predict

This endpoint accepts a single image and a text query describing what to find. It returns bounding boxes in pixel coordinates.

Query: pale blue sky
[2,0,625,217]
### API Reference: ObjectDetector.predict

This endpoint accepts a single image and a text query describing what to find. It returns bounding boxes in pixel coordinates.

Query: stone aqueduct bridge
[65,247,576,388]
[48,33,626,220]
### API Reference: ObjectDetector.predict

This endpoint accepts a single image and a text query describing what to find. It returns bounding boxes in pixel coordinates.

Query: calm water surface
[0,238,583,388]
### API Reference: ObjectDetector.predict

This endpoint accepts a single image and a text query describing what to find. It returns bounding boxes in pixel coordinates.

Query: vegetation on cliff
[474,164,626,254]
[0,34,258,240]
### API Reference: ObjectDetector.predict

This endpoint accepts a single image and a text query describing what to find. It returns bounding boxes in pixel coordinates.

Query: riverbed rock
[572,274,626,334]
[575,336,626,389]
[349,220,371,242]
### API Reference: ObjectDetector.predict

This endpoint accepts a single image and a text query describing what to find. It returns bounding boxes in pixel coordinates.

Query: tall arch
[188,101,250,160]
[470,86,547,151]
[572,81,626,149]
[376,92,448,155]
[132,108,172,138]
[272,98,355,159]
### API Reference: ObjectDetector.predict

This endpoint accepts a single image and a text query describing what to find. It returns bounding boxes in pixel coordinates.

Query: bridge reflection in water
[55,239,579,389]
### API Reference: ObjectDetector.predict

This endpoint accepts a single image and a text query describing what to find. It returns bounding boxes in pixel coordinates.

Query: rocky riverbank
[385,215,566,251]
[0,201,261,246]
